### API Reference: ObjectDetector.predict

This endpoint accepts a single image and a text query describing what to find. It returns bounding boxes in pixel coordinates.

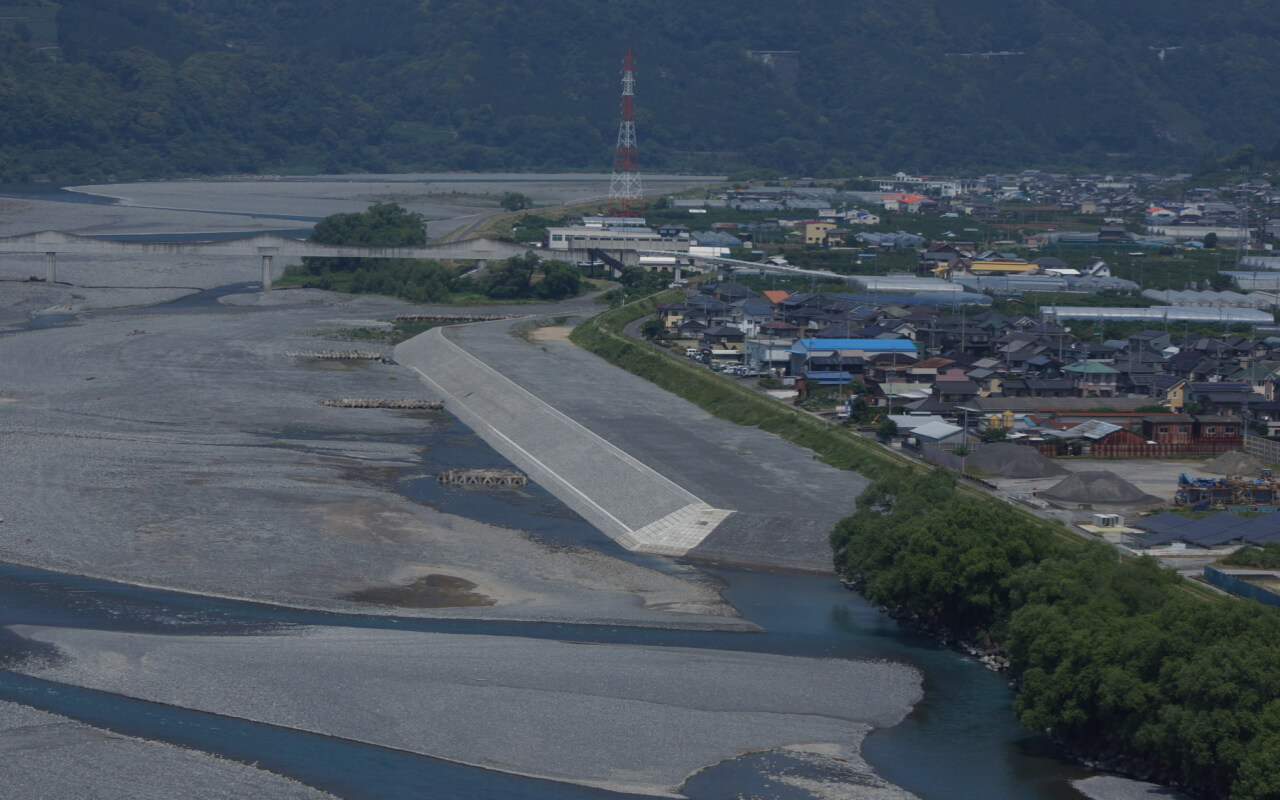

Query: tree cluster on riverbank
[831,469,1280,799]
[279,203,581,304]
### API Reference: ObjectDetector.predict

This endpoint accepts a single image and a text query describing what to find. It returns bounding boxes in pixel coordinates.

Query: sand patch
[528,325,574,342]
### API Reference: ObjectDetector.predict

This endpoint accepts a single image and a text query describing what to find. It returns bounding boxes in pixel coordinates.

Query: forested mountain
[2,0,1280,181]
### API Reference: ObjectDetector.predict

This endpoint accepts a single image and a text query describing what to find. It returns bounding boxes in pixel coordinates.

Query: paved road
[398,318,868,572]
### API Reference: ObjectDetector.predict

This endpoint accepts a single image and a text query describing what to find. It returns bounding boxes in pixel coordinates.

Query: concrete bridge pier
[258,246,279,292]
[45,251,56,283]
[475,258,487,272]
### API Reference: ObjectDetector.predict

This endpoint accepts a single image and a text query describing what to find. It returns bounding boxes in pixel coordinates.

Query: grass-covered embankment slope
[573,297,1280,799]
[569,293,912,481]
[834,469,1280,800]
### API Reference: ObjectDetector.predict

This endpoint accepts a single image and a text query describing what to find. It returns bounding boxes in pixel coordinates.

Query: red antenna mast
[609,48,642,217]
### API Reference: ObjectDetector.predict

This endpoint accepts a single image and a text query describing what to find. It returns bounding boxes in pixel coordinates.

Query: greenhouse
[1140,289,1274,308]
[1042,306,1275,324]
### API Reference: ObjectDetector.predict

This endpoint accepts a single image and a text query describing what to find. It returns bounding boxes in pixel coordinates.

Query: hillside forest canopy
[3,0,1280,180]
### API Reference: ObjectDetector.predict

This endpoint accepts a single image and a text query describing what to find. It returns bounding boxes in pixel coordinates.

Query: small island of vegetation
[277,203,583,304]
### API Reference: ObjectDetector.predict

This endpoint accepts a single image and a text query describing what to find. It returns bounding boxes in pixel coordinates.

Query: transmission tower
[609,48,642,217]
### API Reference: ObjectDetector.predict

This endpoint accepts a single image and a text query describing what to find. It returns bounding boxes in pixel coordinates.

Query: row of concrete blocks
[393,314,519,323]
[437,469,529,488]
[286,350,386,360]
[321,398,444,410]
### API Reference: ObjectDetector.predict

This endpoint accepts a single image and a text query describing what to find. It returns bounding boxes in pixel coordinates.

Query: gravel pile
[966,443,1068,478]
[1040,471,1163,507]
[1204,450,1267,477]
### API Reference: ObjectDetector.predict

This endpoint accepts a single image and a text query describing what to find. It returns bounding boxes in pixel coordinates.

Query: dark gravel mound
[966,443,1069,479]
[1204,451,1267,477]
[1040,471,1163,507]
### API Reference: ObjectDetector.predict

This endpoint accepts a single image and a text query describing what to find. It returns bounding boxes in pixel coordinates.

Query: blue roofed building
[788,338,917,377]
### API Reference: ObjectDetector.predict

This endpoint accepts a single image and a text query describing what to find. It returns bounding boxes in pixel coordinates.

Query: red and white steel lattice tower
[609,48,642,216]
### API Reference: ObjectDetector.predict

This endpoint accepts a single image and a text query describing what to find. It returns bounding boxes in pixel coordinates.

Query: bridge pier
[260,254,273,292]
[475,258,487,272]
[45,251,56,284]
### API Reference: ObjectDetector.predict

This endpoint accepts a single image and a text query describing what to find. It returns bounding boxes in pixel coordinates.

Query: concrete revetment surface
[396,320,869,572]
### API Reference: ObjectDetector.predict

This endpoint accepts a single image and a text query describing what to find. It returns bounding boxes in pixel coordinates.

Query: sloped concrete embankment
[395,327,731,556]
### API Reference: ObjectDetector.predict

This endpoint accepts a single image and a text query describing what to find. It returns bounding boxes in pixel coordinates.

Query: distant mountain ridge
[1,0,1278,181]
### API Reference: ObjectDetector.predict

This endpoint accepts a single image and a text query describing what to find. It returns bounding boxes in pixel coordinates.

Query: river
[0,372,1090,800]
[0,177,1095,799]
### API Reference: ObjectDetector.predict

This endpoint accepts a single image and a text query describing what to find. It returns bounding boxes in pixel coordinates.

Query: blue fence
[1203,566,1280,610]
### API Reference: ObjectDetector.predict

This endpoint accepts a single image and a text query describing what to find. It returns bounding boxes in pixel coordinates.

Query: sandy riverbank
[0,175,930,800]
[0,700,338,800]
[0,284,739,626]
[11,624,923,797]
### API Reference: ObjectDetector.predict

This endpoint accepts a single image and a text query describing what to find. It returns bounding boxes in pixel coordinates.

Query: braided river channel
[0,411,1094,800]
[0,178,1101,799]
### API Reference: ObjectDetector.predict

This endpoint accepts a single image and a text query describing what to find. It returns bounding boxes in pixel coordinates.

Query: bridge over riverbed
[0,230,535,290]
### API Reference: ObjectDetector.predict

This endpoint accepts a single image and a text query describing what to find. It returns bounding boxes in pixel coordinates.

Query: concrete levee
[396,326,730,555]
[397,321,867,572]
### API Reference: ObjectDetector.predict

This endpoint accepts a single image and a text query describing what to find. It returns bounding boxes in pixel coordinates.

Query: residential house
[654,301,687,333]
[931,368,981,405]
[1143,414,1194,445]
[798,220,837,245]
[707,282,758,304]
[1186,382,1257,416]
[1064,360,1121,397]
[683,295,737,327]
[730,297,777,338]
[700,325,746,359]
[1001,378,1078,399]
[760,289,791,309]
[757,319,803,341]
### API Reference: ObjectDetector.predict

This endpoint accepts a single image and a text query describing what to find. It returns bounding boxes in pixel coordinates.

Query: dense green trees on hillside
[833,469,1280,798]
[2,0,1280,180]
